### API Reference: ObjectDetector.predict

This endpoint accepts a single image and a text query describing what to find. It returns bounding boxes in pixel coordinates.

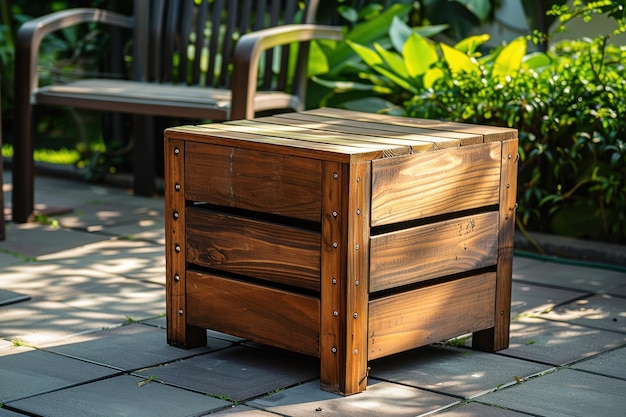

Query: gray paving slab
[610,283,626,297]
[0,408,28,417]
[370,345,550,399]
[540,293,626,333]
[512,259,626,293]
[140,316,246,343]
[208,405,279,416]
[511,281,589,317]
[5,374,230,417]
[135,345,319,401]
[38,238,166,284]
[499,317,626,365]
[0,345,118,403]
[433,402,530,416]
[478,368,626,417]
[570,346,626,379]
[0,289,29,307]
[0,298,128,346]
[0,222,108,257]
[40,323,229,371]
[248,379,459,417]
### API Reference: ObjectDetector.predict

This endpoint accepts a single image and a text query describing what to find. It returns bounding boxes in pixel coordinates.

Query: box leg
[473,139,518,351]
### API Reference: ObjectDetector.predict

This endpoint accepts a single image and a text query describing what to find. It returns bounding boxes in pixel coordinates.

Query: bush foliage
[314,1,626,243]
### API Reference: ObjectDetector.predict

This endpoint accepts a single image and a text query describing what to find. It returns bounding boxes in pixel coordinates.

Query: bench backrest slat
[130,0,318,90]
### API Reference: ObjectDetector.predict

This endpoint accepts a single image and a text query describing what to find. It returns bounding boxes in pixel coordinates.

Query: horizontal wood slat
[186,271,320,357]
[371,142,502,226]
[368,272,496,360]
[186,207,321,291]
[370,211,499,292]
[185,142,323,221]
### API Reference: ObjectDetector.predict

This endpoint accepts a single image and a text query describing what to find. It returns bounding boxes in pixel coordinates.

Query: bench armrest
[231,24,344,120]
[15,8,133,94]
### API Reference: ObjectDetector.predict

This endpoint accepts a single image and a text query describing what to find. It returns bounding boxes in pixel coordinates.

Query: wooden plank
[305,108,518,143]
[164,138,206,348]
[320,160,347,394]
[186,271,320,357]
[370,211,499,292]
[186,207,321,292]
[185,142,323,221]
[270,112,478,146]
[231,118,440,151]
[473,139,519,351]
[371,142,501,226]
[343,161,371,395]
[368,272,496,360]
[166,125,382,163]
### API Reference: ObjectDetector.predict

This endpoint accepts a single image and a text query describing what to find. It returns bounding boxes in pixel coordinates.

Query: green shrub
[315,2,626,244]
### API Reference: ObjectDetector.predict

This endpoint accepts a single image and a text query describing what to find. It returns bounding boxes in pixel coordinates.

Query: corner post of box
[473,137,519,351]
[319,160,370,395]
[164,134,206,348]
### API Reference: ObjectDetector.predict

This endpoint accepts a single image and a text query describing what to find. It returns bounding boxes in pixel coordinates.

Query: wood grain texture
[185,141,323,221]
[186,271,320,357]
[319,161,347,393]
[473,139,519,351]
[164,138,206,348]
[371,142,502,226]
[368,272,496,359]
[186,207,320,291]
[370,211,499,292]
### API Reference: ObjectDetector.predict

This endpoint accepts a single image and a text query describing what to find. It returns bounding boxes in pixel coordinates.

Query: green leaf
[403,33,439,78]
[389,16,412,53]
[312,76,393,94]
[338,6,358,23]
[374,43,410,79]
[440,43,480,75]
[453,0,492,22]
[523,52,552,70]
[423,67,444,88]
[307,40,330,76]
[455,34,490,55]
[492,36,527,79]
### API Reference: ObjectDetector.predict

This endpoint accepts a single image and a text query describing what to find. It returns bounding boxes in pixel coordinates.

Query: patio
[1,168,625,417]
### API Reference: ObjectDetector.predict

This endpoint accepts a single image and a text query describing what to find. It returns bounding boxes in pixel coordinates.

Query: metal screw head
[173,211,179,219]
[175,244,181,253]
[356,209,361,215]
[333,173,339,179]
[332,211,338,217]
[333,311,339,317]
[174,274,180,282]
[331,347,337,353]
[332,242,338,248]
[355,280,360,286]
[353,349,359,355]
[175,183,181,191]
[178,309,184,316]
[174,147,180,155]
[332,278,337,285]
[353,312,358,319]
[355,244,360,250]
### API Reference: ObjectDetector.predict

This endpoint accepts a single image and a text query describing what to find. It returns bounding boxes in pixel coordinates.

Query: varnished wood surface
[186,206,321,291]
[368,272,496,359]
[370,211,499,292]
[186,270,320,357]
[185,141,323,221]
[371,142,502,226]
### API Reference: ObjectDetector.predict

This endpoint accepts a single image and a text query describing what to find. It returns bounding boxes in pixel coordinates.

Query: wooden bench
[164,108,519,395]
[12,0,341,223]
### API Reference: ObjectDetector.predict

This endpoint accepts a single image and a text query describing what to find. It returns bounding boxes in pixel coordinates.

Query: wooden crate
[164,108,518,395]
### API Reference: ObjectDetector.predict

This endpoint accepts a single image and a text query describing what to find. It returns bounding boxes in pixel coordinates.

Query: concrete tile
[6,375,229,417]
[370,345,550,399]
[570,346,626,379]
[0,408,29,416]
[45,276,165,322]
[512,260,626,293]
[140,316,246,343]
[248,379,459,417]
[38,238,166,285]
[0,222,108,257]
[511,281,588,317]
[0,299,127,346]
[0,345,117,403]
[0,289,30,307]
[208,405,278,416]
[540,293,626,333]
[479,368,626,417]
[499,317,626,365]
[41,324,229,371]
[434,402,530,416]
[136,345,318,401]
[610,283,626,297]
[511,256,539,273]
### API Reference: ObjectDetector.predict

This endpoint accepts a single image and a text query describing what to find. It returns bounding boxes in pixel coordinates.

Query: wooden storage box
[164,108,518,395]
